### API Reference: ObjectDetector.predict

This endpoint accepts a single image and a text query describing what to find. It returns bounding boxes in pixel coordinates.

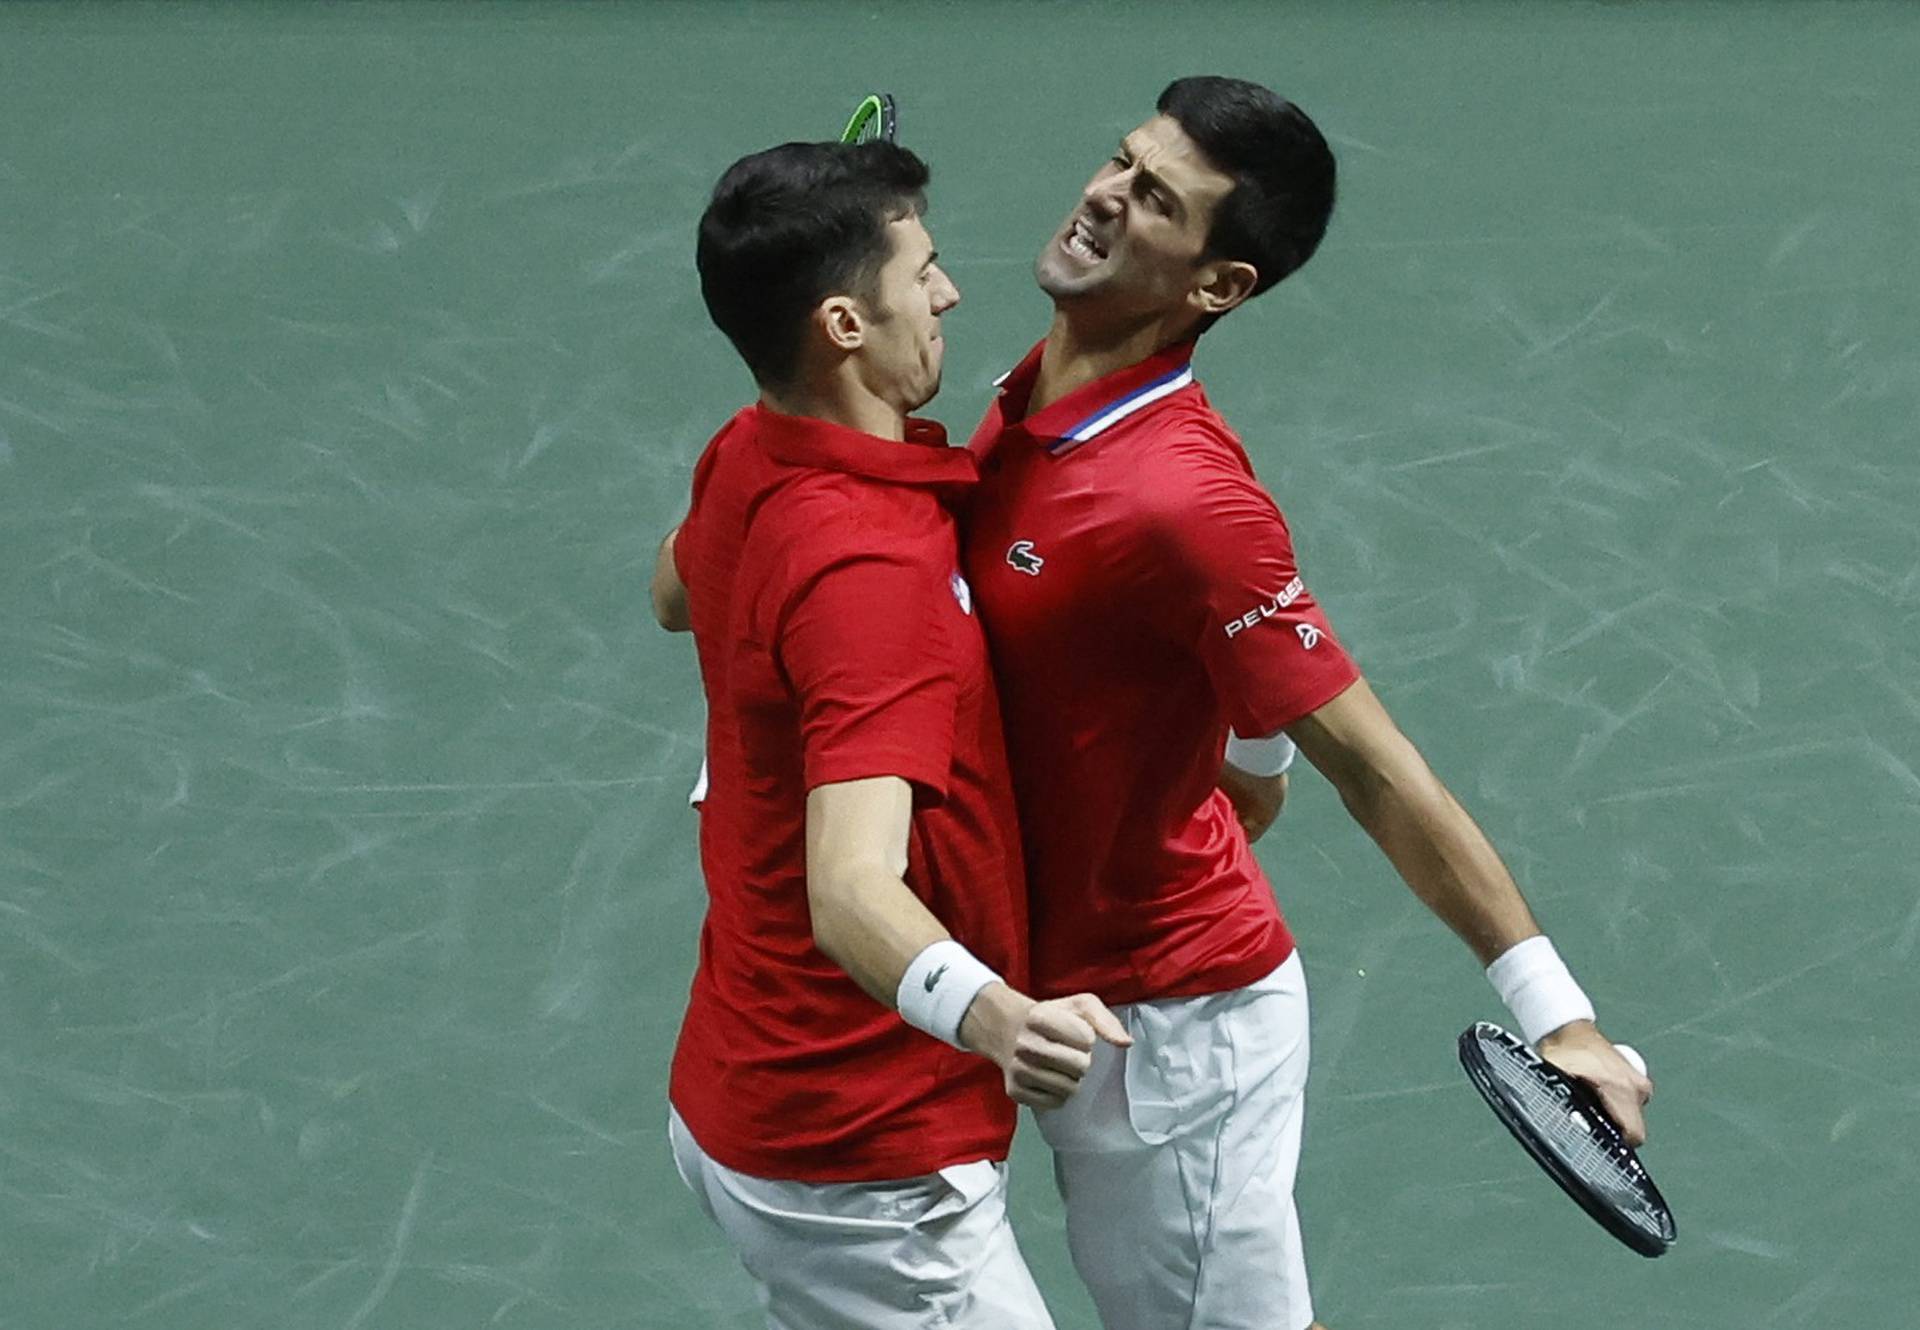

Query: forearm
[1334,744,1540,965]
[808,863,952,1009]
[797,766,1124,1107]
[1293,683,1649,1133]
[812,868,1032,1061]
[1367,766,1649,1139]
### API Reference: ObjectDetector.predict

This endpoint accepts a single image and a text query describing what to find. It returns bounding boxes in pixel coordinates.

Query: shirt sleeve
[774,548,960,802]
[1148,446,1360,738]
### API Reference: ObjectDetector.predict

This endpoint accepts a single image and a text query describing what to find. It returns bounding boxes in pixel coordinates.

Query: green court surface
[3,2,1915,1326]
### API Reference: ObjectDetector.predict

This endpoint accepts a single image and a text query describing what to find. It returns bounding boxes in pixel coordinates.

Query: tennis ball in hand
[1614,1044,1648,1077]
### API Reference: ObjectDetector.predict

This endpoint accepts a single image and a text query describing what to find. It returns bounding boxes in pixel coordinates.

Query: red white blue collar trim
[1051,363,1194,453]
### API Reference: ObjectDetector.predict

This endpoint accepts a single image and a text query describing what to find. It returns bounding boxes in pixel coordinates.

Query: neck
[762,371,905,441]
[1030,305,1197,415]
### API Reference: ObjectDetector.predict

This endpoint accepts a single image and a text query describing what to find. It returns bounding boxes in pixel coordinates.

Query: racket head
[1458,1021,1676,1258]
[840,92,898,144]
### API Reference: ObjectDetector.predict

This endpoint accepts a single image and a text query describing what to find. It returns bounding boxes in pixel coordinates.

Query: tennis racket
[1458,1021,1676,1257]
[840,93,898,144]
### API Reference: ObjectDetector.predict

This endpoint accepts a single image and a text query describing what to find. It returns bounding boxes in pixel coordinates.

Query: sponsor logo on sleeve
[950,570,973,615]
[1224,576,1305,638]
[1296,623,1322,650]
[1006,540,1045,576]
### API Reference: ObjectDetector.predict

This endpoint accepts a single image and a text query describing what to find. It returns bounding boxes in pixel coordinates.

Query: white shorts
[667,1108,1056,1330]
[1035,952,1315,1330]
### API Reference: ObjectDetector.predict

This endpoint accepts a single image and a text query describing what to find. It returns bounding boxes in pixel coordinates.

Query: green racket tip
[841,95,884,144]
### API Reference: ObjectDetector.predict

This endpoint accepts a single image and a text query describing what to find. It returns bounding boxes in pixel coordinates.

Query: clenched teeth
[1067,216,1108,261]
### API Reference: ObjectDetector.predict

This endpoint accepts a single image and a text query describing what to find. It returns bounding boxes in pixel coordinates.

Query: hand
[960,985,1133,1109]
[1538,1020,1654,1147]
[1219,763,1288,842]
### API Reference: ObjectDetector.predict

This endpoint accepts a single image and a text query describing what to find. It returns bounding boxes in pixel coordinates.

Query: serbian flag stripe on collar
[1049,363,1195,455]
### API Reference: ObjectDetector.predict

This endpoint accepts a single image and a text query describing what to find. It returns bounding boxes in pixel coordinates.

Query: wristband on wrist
[1486,935,1596,1046]
[1225,728,1297,777]
[896,940,1001,1050]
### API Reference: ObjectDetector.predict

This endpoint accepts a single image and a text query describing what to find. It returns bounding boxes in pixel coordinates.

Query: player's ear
[816,295,865,353]
[1192,259,1258,319]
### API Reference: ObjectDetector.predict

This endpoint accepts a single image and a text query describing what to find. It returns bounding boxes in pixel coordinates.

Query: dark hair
[696,140,929,388]
[1156,76,1336,302]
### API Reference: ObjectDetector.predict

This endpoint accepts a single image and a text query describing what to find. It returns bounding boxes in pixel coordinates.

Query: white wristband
[1486,935,1596,1046]
[896,940,1001,1050]
[1225,728,1297,777]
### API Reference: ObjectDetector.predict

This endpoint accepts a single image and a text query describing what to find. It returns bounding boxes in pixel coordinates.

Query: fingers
[1005,1063,1080,1109]
[1591,1046,1653,1145]
[1007,1003,1097,1106]
[1580,1058,1653,1146]
[1611,1065,1654,1147]
[1000,994,1133,1109]
[1026,1002,1097,1054]
[1008,1085,1068,1110]
[1066,993,1133,1047]
[1013,1027,1094,1080]
[1539,1033,1654,1149]
[1597,1084,1649,1148]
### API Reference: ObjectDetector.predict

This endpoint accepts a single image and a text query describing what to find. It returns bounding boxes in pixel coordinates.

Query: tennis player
[655,139,1128,1330]
[962,76,1655,1330]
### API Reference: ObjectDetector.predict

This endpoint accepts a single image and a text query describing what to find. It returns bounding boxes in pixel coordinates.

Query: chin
[1034,248,1069,294]
[1035,252,1104,301]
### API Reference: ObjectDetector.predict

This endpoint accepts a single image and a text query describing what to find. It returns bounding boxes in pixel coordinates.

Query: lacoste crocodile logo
[924,964,949,992]
[1006,541,1044,576]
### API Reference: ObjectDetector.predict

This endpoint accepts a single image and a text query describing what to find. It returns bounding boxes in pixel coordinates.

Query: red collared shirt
[669,404,1027,1183]
[964,342,1359,1005]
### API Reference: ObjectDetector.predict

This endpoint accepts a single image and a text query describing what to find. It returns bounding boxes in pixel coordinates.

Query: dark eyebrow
[1116,139,1185,220]
[920,249,938,272]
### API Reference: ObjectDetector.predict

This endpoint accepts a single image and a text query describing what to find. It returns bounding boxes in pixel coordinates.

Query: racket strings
[1481,1037,1667,1229]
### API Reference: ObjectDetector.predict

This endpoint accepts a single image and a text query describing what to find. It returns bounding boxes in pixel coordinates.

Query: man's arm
[805,775,1131,1108]
[1288,678,1654,1142]
[652,525,690,632]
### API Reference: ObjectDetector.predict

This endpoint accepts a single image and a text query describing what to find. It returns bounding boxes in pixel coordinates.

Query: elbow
[1329,759,1392,830]
[649,572,691,632]
[1334,749,1450,837]
[651,588,691,633]
[651,527,691,632]
[806,870,857,969]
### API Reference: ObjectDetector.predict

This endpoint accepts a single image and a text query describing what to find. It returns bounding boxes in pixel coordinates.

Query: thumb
[1071,993,1133,1048]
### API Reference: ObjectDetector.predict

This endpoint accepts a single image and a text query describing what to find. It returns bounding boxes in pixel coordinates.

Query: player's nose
[1082,174,1125,217]
[931,266,960,312]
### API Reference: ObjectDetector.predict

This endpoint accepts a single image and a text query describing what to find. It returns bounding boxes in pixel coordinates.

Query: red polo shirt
[669,404,1026,1183]
[964,341,1360,1005]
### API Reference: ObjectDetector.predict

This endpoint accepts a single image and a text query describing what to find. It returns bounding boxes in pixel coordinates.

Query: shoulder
[1126,404,1282,541]
[770,470,948,549]
[761,472,952,596]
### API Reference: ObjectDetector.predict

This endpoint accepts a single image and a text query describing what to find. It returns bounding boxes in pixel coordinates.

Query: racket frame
[1458,1021,1676,1258]
[840,92,898,144]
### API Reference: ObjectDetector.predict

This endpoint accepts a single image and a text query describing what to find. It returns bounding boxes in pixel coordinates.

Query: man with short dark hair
[963,76,1654,1329]
[656,139,1128,1330]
